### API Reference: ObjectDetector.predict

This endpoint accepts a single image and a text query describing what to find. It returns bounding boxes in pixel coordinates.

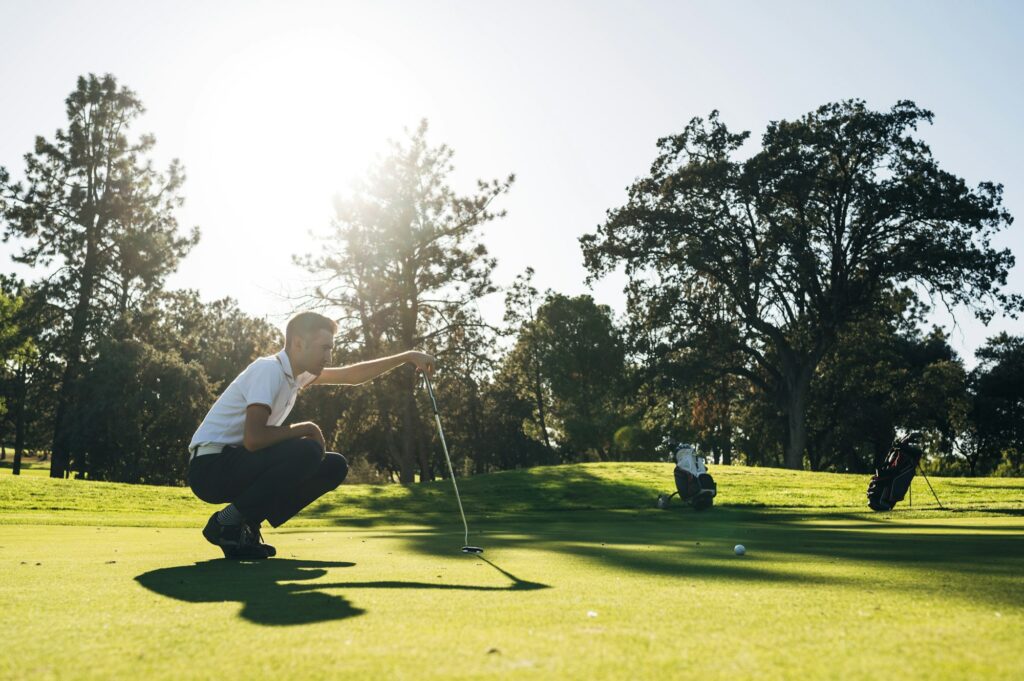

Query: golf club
[423,372,484,555]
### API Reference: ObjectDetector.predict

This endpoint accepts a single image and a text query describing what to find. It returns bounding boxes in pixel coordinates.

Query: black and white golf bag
[866,433,923,511]
[658,443,717,511]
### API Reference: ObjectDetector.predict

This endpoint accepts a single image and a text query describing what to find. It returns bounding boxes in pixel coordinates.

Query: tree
[133,289,282,390]
[505,293,626,460]
[0,278,46,475]
[502,268,554,452]
[0,74,199,478]
[688,374,740,465]
[634,300,748,466]
[971,334,1024,475]
[75,338,213,484]
[298,120,513,483]
[424,317,500,476]
[475,371,555,471]
[0,282,25,417]
[581,100,1018,469]
[0,283,24,462]
[801,293,968,473]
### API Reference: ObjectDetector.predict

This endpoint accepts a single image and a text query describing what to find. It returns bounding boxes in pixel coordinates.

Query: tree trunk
[532,359,552,451]
[721,416,733,466]
[372,380,410,483]
[807,433,823,471]
[783,379,809,470]
[395,255,427,482]
[401,378,432,482]
[358,310,410,483]
[719,378,733,465]
[12,362,28,476]
[470,384,486,475]
[49,363,79,478]
[50,225,102,478]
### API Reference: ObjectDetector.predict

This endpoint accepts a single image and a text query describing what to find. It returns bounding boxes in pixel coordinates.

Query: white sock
[217,504,244,526]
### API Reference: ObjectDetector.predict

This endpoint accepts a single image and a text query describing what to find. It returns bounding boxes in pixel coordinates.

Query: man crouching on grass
[187,311,434,559]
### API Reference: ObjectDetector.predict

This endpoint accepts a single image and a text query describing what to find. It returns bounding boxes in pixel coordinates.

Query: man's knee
[293,438,326,472]
[322,452,348,488]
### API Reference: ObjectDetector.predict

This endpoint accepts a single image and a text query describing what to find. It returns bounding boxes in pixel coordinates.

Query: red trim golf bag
[674,467,717,510]
[672,443,717,511]
[867,433,923,511]
[656,442,718,511]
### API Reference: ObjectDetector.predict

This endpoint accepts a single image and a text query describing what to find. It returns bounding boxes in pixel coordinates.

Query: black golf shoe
[202,512,271,560]
[247,521,277,557]
[202,511,225,547]
[224,525,272,560]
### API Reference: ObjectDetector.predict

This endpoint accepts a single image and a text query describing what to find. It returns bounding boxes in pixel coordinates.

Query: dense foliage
[1,79,1020,483]
[581,100,1018,469]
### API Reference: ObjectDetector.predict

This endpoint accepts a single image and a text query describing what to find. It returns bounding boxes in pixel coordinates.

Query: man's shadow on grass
[135,557,547,627]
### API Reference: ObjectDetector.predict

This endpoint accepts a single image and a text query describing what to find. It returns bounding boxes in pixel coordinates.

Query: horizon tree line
[1,74,1021,484]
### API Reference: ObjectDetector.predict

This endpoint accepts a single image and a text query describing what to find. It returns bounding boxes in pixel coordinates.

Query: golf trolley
[656,441,717,511]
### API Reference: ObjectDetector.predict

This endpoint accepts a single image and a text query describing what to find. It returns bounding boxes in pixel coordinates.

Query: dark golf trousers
[188,439,348,528]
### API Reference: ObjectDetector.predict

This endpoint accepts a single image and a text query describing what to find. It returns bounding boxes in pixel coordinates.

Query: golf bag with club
[866,432,940,511]
[657,442,717,511]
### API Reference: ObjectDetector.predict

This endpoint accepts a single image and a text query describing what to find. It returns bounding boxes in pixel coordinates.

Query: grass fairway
[2,463,1022,680]
[0,454,51,478]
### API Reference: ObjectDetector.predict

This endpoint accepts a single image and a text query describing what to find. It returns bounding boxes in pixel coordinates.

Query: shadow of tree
[323,506,1024,609]
[309,463,1023,530]
[306,465,667,525]
[198,466,1023,613]
[135,557,549,627]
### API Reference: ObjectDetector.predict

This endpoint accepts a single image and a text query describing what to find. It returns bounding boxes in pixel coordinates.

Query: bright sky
[1,0,1022,365]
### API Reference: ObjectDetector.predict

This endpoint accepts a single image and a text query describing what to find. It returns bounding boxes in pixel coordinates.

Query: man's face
[295,329,334,375]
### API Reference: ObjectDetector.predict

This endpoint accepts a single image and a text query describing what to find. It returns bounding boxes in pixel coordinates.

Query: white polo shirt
[188,350,317,450]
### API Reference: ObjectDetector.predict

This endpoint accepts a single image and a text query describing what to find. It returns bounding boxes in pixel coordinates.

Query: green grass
[0,454,50,478]
[1,463,1022,680]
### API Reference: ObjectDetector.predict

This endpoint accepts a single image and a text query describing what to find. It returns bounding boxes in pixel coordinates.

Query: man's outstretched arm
[242,404,325,451]
[311,350,435,386]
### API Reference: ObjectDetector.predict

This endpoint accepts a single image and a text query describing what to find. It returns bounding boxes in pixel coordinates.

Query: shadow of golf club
[296,555,550,594]
[477,555,550,591]
[135,556,550,627]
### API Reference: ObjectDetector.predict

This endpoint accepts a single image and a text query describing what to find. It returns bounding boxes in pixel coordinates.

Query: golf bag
[867,433,923,511]
[661,443,717,511]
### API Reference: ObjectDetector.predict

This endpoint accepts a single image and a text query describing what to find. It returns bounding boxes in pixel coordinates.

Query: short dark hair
[285,312,338,348]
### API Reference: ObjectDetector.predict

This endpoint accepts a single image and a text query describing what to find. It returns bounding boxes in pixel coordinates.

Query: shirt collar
[275,349,295,382]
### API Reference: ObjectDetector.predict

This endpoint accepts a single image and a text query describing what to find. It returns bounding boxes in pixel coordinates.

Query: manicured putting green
[1,463,1022,680]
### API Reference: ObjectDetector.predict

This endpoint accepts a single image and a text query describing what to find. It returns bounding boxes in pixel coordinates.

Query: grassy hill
[2,461,1021,527]
[1,463,1022,680]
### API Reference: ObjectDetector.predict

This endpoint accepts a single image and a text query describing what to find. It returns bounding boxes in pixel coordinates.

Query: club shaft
[424,375,470,546]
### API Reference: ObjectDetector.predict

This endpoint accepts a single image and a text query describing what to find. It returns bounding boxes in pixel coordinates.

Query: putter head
[461,545,484,555]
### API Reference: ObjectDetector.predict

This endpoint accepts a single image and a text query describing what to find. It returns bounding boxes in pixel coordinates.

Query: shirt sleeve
[241,361,285,409]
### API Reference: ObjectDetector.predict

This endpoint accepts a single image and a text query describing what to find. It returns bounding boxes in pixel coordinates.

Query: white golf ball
[734,544,746,555]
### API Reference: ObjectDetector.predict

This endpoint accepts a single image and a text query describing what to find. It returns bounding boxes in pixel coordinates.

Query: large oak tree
[581,100,1017,469]
[298,121,512,483]
[0,74,198,477]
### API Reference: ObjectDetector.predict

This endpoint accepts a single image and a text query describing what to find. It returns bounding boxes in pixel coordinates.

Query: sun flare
[185,27,431,242]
